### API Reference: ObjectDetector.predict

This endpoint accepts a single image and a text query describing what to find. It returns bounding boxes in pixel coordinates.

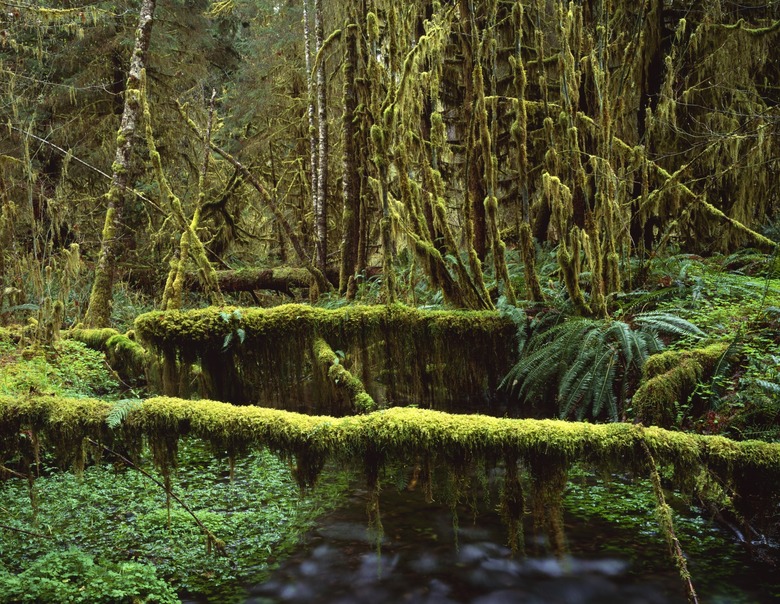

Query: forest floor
[0,250,779,602]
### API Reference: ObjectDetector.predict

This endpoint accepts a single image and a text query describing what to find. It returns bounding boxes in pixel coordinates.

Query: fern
[632,312,706,339]
[754,379,780,395]
[501,310,707,421]
[106,399,143,429]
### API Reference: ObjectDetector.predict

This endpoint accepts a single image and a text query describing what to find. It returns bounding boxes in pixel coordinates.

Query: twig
[0,463,28,479]
[8,124,166,215]
[0,523,55,540]
[641,439,699,604]
[86,438,227,556]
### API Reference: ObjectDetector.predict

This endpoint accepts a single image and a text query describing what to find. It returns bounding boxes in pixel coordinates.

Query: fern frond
[106,399,143,429]
[590,350,618,420]
[634,311,706,339]
[559,359,595,419]
[754,379,780,395]
[606,321,634,369]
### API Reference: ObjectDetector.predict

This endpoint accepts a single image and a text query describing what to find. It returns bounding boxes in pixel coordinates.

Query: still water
[238,483,740,604]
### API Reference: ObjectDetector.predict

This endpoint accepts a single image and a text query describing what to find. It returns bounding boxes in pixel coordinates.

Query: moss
[69,328,120,350]
[633,343,728,427]
[3,395,780,511]
[134,304,516,410]
[312,336,376,413]
[68,329,149,386]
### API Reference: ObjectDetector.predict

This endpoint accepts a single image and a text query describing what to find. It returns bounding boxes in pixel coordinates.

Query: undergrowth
[0,441,349,603]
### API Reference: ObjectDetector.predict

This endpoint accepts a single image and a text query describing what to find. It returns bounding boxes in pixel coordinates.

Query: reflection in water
[246,487,687,604]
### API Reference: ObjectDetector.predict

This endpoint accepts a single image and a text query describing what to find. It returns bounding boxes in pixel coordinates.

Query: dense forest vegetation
[1,0,780,602]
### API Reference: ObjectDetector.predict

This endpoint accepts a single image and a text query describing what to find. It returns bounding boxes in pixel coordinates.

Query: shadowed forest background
[1,0,780,602]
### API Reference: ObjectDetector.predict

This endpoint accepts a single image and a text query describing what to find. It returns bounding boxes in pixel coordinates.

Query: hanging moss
[3,395,780,510]
[134,304,516,411]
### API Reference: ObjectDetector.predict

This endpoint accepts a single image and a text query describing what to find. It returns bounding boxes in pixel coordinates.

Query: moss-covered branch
[2,395,780,504]
[312,337,376,413]
[177,104,333,294]
[69,328,149,386]
[633,343,728,428]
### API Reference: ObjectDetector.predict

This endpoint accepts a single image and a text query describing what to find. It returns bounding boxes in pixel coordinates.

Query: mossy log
[185,268,314,295]
[69,328,150,386]
[633,343,729,428]
[184,267,382,295]
[2,394,780,510]
[134,303,517,411]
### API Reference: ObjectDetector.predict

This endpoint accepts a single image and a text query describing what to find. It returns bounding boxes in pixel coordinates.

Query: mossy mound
[633,343,729,427]
[133,303,517,413]
[70,328,150,387]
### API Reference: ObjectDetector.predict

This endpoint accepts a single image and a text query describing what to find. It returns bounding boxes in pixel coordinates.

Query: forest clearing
[1,0,779,601]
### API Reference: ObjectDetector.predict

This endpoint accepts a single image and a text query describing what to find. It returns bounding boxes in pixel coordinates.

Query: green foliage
[106,398,143,429]
[0,548,178,604]
[0,441,349,602]
[639,254,780,437]
[219,309,245,351]
[500,310,705,421]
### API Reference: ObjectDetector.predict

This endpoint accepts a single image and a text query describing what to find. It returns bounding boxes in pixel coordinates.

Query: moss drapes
[133,304,517,411]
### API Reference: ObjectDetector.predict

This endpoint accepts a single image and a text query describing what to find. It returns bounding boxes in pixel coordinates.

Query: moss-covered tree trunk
[458,0,487,263]
[339,21,360,295]
[84,0,156,327]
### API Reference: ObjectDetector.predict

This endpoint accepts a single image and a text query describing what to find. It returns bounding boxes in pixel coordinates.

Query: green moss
[312,337,377,413]
[3,395,780,507]
[633,343,728,427]
[70,328,120,350]
[68,329,149,386]
[134,304,516,409]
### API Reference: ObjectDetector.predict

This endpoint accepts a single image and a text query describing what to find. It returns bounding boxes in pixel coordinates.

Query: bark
[85,0,156,327]
[339,22,360,295]
[314,0,328,273]
[303,0,319,256]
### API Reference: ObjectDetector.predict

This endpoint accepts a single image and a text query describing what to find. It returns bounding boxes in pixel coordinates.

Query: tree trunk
[314,0,328,274]
[459,0,487,262]
[302,0,319,264]
[85,0,156,327]
[339,22,360,295]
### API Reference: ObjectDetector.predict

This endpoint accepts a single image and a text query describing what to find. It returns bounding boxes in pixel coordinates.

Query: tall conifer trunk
[302,0,319,263]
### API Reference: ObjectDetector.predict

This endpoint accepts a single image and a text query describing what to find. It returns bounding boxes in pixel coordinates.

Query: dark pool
[240,486,696,604]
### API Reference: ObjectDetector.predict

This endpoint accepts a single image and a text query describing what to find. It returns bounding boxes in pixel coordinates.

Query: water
[242,487,692,604]
[179,466,780,604]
